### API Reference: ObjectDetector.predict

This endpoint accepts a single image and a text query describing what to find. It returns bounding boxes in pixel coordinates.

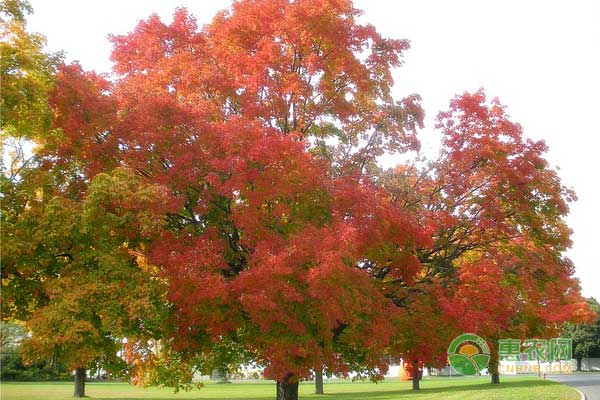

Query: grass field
[0,377,579,400]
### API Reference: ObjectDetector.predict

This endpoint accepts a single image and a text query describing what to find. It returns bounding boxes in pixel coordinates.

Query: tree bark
[276,374,299,400]
[576,358,582,371]
[411,360,420,390]
[491,372,500,384]
[488,345,500,384]
[73,367,86,397]
[314,367,324,394]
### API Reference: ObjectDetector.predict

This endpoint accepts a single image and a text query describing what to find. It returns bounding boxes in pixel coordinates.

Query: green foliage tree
[0,0,61,142]
[2,169,171,397]
[1,3,173,396]
[0,0,62,224]
[1,321,70,381]
[0,321,24,353]
[563,298,600,370]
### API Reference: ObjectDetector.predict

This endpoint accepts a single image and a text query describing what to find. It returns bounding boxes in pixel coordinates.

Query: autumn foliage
[38,0,429,387]
[1,0,593,398]
[381,91,593,383]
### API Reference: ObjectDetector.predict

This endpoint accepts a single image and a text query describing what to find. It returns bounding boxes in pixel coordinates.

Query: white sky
[27,0,600,299]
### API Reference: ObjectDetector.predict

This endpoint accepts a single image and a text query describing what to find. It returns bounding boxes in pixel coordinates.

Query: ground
[0,377,581,400]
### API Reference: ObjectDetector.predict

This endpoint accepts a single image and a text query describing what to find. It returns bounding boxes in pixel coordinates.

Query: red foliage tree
[43,2,426,399]
[381,91,593,387]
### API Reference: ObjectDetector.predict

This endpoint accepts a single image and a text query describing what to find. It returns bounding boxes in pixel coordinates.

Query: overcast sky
[27,0,600,299]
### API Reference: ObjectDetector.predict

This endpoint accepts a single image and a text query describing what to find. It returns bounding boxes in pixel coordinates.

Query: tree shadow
[90,397,275,400]
[313,379,564,399]
[72,380,561,400]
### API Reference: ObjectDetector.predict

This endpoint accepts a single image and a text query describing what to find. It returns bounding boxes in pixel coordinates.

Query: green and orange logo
[447,333,490,375]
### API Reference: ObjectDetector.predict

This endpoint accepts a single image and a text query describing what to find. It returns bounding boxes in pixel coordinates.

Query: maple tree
[1,0,61,142]
[1,168,171,397]
[30,2,427,400]
[0,0,62,190]
[1,5,173,397]
[380,90,593,387]
[36,2,426,399]
[107,0,423,175]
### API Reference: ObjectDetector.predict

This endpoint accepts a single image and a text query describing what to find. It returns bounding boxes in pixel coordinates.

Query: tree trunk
[491,372,500,384]
[314,368,324,394]
[276,375,299,400]
[73,367,86,397]
[488,346,500,384]
[211,367,230,383]
[221,370,229,383]
[576,358,582,371]
[411,360,420,390]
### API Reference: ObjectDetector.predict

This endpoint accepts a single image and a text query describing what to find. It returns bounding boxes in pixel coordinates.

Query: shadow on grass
[311,379,564,399]
[80,380,566,400]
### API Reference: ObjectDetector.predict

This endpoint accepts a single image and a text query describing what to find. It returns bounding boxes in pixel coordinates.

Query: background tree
[0,321,70,381]
[563,298,600,370]
[0,321,24,354]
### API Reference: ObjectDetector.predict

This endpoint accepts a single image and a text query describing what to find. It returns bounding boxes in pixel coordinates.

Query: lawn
[0,377,580,400]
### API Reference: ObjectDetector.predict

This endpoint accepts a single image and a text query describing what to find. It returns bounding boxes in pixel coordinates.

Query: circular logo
[447,333,490,375]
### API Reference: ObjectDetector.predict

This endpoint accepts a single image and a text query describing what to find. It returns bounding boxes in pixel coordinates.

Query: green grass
[0,377,579,400]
